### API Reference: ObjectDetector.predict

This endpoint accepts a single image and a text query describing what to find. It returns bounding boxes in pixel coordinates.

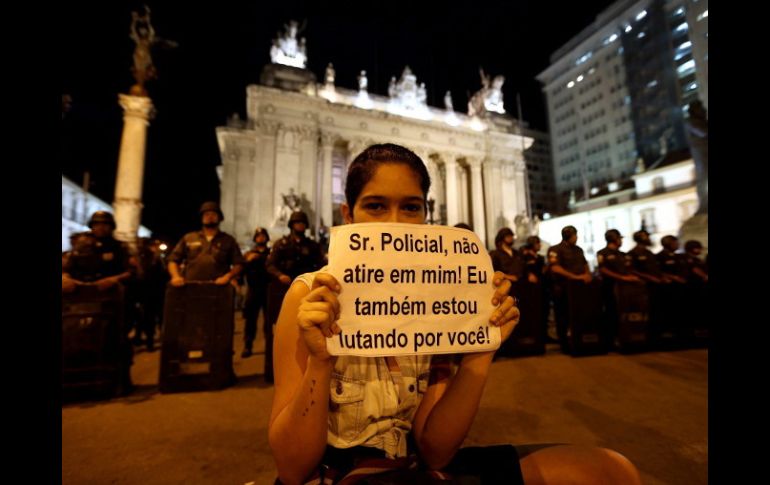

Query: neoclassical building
[216,27,533,250]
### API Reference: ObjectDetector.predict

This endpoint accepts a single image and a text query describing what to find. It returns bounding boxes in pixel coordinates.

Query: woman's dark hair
[345,143,431,213]
[494,228,514,249]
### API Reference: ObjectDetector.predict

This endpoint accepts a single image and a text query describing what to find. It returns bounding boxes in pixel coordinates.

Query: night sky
[61,0,616,243]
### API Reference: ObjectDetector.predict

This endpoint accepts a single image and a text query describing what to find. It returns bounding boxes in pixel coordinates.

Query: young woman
[269,144,641,484]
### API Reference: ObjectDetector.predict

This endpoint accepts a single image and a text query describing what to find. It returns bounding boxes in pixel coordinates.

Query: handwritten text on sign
[325,223,500,356]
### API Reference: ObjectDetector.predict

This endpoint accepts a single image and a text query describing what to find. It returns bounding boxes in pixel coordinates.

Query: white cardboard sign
[324,223,500,356]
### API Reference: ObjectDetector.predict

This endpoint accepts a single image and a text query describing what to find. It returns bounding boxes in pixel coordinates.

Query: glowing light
[567,81,575,88]
[636,10,647,21]
[577,75,584,82]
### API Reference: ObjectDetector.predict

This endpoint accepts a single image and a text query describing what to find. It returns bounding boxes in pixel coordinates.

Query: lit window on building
[697,10,708,21]
[636,10,647,21]
[675,7,685,16]
[675,22,689,32]
[637,31,646,39]
[677,59,696,76]
[625,24,632,33]
[567,81,575,89]
[685,82,698,91]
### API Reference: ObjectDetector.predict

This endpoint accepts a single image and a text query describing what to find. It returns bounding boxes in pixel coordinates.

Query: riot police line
[62,205,325,399]
[62,210,708,399]
[496,226,709,358]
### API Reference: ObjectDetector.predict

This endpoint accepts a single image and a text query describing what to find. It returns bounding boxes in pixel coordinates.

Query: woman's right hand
[297,272,341,361]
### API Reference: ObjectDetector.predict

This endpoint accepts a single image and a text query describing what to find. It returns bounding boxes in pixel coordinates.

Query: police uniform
[131,239,168,350]
[547,241,588,352]
[597,247,632,345]
[657,249,688,280]
[264,233,325,382]
[242,245,271,354]
[168,230,245,281]
[63,228,135,394]
[65,232,132,282]
[628,246,663,279]
[489,248,525,283]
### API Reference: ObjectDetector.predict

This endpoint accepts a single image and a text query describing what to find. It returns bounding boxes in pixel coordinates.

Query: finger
[312,273,341,293]
[491,279,512,306]
[501,305,520,326]
[492,271,504,287]
[298,310,335,329]
[490,295,515,324]
[304,286,341,316]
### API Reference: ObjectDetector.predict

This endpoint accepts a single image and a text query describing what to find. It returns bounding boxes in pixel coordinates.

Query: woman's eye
[403,204,423,213]
[364,203,385,211]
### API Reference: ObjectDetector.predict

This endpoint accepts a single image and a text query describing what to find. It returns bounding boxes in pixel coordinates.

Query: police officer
[488,228,525,285]
[657,235,688,284]
[264,210,325,383]
[241,227,271,358]
[62,211,133,292]
[131,237,168,351]
[521,235,546,284]
[167,201,244,286]
[628,230,667,284]
[597,230,642,347]
[547,225,592,352]
[683,240,708,283]
[629,230,674,344]
[521,235,550,344]
[61,211,135,394]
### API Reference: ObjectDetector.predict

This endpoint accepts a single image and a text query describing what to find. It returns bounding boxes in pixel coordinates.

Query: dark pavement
[62,314,707,484]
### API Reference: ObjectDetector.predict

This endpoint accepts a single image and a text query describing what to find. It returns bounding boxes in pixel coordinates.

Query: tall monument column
[468,157,487,248]
[113,6,174,244]
[113,94,154,244]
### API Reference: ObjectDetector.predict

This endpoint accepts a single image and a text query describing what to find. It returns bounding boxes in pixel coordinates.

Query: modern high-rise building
[521,127,558,217]
[537,0,708,212]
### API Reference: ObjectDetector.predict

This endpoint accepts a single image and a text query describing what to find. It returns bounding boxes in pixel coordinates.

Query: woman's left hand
[489,271,520,342]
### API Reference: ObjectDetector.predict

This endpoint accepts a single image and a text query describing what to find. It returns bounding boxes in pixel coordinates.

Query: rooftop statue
[389,66,428,111]
[444,91,454,111]
[358,70,368,92]
[324,63,335,86]
[468,68,505,117]
[270,20,308,69]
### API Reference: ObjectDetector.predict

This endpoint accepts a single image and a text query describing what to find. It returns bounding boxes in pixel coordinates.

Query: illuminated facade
[216,30,534,250]
[537,152,700,268]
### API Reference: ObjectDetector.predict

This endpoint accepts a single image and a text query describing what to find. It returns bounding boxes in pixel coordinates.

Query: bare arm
[269,275,341,485]
[412,272,520,469]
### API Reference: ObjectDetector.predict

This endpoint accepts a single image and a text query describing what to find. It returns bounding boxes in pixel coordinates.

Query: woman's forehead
[359,164,424,198]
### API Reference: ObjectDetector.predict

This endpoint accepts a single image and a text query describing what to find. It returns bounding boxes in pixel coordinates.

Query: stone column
[484,158,503,246]
[443,154,460,226]
[113,94,154,245]
[319,132,335,228]
[298,126,318,235]
[514,160,529,217]
[257,120,280,235]
[459,165,469,224]
[468,157,487,249]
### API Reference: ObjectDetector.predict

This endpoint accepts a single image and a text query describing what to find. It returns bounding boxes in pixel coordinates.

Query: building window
[640,208,657,233]
[652,176,665,194]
